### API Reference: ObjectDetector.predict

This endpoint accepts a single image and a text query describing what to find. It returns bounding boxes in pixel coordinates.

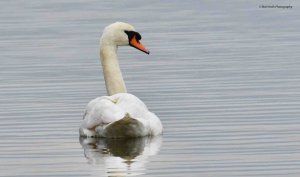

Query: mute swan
[79,22,163,138]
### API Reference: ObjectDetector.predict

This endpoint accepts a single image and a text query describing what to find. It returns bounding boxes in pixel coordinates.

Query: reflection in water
[80,136,162,176]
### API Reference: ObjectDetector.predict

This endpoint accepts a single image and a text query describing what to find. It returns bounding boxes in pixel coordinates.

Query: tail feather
[104,113,146,138]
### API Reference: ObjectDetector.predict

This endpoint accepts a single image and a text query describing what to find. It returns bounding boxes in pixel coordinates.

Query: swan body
[80,22,163,138]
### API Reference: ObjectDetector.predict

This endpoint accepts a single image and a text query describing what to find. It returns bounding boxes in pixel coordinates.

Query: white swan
[79,22,163,138]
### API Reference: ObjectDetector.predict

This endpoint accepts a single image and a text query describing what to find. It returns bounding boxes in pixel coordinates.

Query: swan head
[101,22,149,54]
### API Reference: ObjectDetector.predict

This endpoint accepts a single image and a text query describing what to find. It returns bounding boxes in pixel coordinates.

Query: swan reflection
[80,136,162,176]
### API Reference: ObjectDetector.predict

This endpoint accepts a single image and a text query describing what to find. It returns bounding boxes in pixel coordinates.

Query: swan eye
[124,30,142,42]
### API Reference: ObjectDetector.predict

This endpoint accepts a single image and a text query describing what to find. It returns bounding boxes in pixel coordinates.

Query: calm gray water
[1,0,300,176]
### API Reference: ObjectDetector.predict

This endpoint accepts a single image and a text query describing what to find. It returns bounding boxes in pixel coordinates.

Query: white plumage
[80,93,162,137]
[79,22,163,137]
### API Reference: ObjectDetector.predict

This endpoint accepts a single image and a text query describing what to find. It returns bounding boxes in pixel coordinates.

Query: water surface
[1,0,300,176]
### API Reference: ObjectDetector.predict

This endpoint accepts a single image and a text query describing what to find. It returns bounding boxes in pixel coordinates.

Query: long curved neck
[100,44,127,96]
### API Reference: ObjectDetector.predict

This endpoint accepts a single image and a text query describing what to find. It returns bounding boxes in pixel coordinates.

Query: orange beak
[129,35,150,54]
